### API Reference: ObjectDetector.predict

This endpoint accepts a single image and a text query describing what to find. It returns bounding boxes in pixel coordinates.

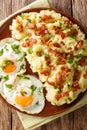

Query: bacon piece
[41,70,50,76]
[49,65,55,70]
[61,92,69,97]
[28,23,36,29]
[64,20,73,26]
[55,93,62,100]
[75,40,84,50]
[73,70,80,81]
[83,70,87,78]
[17,25,23,32]
[56,72,63,85]
[72,81,80,92]
[58,31,66,39]
[58,57,66,64]
[22,42,30,47]
[54,26,61,34]
[29,38,37,44]
[53,43,61,48]
[68,29,78,36]
[48,48,54,53]
[79,56,86,66]
[47,81,55,86]
[41,15,53,21]
[45,56,51,65]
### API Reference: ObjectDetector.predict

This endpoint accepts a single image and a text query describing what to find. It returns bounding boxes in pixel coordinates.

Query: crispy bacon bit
[60,41,65,45]
[45,56,51,65]
[58,31,66,39]
[58,57,66,64]
[22,42,30,47]
[54,26,61,34]
[28,23,36,29]
[75,40,84,50]
[46,40,52,46]
[53,43,61,48]
[73,70,80,81]
[79,56,86,66]
[83,70,87,78]
[48,48,54,53]
[49,65,55,70]
[17,25,23,32]
[47,81,55,86]
[67,47,72,50]
[35,30,41,36]
[41,70,50,76]
[72,81,80,92]
[68,29,78,36]
[36,51,41,56]
[41,15,53,21]
[55,93,62,100]
[28,32,32,37]
[29,38,37,44]
[56,72,63,85]
[54,51,61,57]
[22,38,37,47]
[61,92,69,97]
[64,20,73,26]
[62,53,67,59]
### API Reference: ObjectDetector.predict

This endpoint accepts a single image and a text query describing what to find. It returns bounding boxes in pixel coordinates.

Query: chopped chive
[0,75,9,81]
[20,64,25,69]
[11,44,20,54]
[68,56,74,64]
[27,19,31,23]
[18,75,30,80]
[54,86,57,89]
[76,54,82,59]
[68,97,72,102]
[0,49,3,56]
[18,54,25,62]
[20,91,27,96]
[30,85,36,94]
[66,25,71,29]
[6,84,12,89]
[28,47,33,54]
[35,101,39,105]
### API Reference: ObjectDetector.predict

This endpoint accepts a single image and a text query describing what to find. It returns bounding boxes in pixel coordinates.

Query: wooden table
[0,0,87,130]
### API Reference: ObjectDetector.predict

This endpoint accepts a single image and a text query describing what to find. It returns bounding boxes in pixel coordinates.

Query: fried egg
[0,38,26,77]
[0,75,45,114]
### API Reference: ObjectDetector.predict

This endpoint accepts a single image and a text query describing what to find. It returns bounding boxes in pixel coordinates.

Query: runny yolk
[15,95,33,107]
[2,59,16,73]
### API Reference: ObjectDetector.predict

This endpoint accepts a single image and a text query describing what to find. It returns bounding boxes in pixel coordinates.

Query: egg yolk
[15,94,33,107]
[2,58,16,73]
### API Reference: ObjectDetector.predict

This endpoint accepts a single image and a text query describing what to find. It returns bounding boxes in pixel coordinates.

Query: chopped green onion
[20,64,25,70]
[54,86,57,89]
[35,101,39,105]
[11,44,20,54]
[0,49,3,56]
[20,91,27,96]
[28,47,33,54]
[6,84,12,89]
[76,54,82,59]
[68,56,74,64]
[30,85,36,94]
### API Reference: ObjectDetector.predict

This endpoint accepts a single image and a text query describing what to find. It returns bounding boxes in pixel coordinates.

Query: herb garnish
[0,49,3,56]
[30,85,36,94]
[11,44,20,54]
[20,91,27,96]
[6,84,12,89]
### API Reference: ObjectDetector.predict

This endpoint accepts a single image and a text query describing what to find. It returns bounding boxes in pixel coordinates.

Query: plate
[0,8,87,116]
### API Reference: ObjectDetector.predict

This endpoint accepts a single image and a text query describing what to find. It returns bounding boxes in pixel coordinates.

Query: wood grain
[0,0,87,130]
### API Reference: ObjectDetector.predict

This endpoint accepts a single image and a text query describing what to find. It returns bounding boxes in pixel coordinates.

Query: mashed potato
[10,10,87,105]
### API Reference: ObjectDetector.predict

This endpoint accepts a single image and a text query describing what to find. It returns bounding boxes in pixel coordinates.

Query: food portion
[10,10,87,106]
[0,75,45,114]
[0,38,26,78]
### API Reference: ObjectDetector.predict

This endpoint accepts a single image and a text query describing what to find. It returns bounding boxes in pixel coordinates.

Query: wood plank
[49,0,72,14]
[0,0,12,130]
[74,105,87,130]
[72,1,87,130]
[72,0,87,28]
